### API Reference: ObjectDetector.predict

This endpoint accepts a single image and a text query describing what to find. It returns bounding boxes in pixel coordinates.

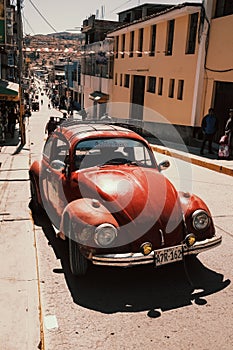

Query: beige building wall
[202,14,233,120]
[110,6,202,126]
[82,74,113,115]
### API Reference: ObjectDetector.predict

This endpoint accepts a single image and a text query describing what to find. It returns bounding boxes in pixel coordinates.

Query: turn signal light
[185,234,196,247]
[140,242,152,255]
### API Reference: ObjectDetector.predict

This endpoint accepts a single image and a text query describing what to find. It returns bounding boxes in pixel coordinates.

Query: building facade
[80,15,121,118]
[106,1,233,142]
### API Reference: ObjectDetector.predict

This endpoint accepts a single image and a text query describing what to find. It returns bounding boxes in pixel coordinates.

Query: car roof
[55,120,149,145]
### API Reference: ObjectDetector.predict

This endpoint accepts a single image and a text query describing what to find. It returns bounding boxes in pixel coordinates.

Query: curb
[151,145,233,177]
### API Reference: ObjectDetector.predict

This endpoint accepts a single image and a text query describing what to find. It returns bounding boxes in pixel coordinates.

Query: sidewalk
[0,125,41,350]
[150,138,233,177]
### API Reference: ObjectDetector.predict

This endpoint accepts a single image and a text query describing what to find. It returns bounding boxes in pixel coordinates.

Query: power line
[109,0,133,14]
[22,11,36,35]
[28,0,57,33]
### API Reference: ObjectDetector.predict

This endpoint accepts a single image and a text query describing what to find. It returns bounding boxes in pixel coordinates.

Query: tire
[68,221,89,276]
[30,177,42,211]
[29,177,50,227]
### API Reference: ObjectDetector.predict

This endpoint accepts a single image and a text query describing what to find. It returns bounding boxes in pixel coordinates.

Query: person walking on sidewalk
[200,108,218,155]
[45,116,57,137]
[225,108,233,157]
[8,107,18,137]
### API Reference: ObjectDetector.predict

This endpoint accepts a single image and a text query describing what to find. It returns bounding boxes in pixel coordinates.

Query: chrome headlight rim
[192,209,210,231]
[94,223,117,247]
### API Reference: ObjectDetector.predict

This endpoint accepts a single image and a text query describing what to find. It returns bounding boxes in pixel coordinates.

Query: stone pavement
[0,122,232,349]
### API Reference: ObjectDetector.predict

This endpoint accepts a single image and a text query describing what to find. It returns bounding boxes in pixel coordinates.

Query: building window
[77,64,81,85]
[165,20,175,56]
[115,36,119,59]
[149,24,156,56]
[129,31,134,58]
[147,76,156,93]
[177,80,184,100]
[121,34,125,58]
[186,13,199,54]
[168,79,175,98]
[120,74,123,86]
[124,74,130,88]
[215,0,233,18]
[137,28,143,57]
[115,73,117,85]
[158,77,163,95]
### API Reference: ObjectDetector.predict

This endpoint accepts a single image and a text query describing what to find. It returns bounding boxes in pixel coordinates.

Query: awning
[89,91,109,103]
[0,79,19,101]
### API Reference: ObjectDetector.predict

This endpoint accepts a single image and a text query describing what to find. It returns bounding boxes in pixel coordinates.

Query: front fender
[179,191,215,238]
[29,161,42,205]
[60,198,119,239]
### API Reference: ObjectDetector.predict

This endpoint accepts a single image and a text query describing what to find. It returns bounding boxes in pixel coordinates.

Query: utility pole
[17,0,25,145]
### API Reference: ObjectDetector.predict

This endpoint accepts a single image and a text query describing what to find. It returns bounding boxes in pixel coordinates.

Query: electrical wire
[28,0,57,33]
[205,67,233,73]
[109,0,133,14]
[22,11,36,35]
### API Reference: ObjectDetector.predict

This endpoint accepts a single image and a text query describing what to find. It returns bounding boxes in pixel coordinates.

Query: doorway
[130,75,145,120]
[213,81,233,140]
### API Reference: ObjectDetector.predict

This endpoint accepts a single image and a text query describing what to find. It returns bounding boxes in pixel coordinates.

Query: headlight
[94,223,117,247]
[192,210,210,231]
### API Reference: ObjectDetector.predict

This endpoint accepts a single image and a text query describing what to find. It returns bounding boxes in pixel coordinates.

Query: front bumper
[91,235,222,267]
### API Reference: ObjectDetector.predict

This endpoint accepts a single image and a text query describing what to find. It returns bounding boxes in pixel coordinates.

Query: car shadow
[38,223,230,317]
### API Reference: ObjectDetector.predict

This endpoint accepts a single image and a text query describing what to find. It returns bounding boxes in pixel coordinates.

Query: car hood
[76,166,183,235]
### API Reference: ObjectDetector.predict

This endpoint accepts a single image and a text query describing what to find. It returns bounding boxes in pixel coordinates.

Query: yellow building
[107,1,233,142]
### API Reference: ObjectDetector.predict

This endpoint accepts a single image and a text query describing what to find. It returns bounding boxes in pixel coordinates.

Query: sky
[22,0,202,35]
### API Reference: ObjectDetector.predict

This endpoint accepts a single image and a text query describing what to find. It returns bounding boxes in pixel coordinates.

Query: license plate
[154,245,183,266]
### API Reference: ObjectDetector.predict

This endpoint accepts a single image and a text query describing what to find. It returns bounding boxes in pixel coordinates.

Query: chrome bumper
[91,235,222,267]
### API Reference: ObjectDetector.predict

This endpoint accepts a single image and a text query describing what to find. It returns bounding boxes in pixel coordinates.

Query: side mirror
[158,160,170,172]
[50,160,66,171]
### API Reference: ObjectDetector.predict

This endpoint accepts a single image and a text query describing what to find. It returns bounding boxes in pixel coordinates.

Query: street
[0,90,233,350]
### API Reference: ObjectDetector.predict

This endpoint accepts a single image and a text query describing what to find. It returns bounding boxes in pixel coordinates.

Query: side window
[50,137,69,163]
[134,146,152,166]
[43,137,53,159]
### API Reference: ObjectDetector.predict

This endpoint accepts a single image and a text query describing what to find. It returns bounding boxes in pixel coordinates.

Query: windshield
[74,138,156,170]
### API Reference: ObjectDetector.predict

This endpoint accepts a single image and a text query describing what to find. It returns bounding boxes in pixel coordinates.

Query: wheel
[67,221,89,276]
[29,176,50,226]
[30,176,42,211]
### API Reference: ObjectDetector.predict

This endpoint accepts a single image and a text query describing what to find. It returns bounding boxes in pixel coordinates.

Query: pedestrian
[8,107,18,138]
[45,116,57,137]
[0,110,6,142]
[24,105,31,123]
[200,108,218,155]
[225,108,233,157]
[80,108,87,120]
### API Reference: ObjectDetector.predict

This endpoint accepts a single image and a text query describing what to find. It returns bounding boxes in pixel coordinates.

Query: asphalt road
[0,85,233,349]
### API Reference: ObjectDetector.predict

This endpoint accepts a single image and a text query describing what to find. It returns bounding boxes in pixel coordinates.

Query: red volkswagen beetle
[29,121,221,276]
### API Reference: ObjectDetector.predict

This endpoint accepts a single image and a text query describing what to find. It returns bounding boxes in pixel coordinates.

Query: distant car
[32,101,39,111]
[29,121,222,276]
